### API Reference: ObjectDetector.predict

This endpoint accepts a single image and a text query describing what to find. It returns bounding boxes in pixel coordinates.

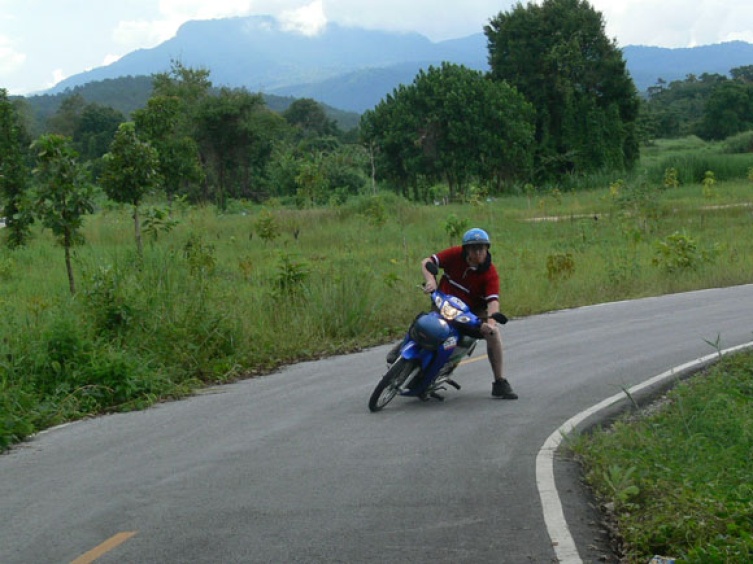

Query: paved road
[2,285,752,563]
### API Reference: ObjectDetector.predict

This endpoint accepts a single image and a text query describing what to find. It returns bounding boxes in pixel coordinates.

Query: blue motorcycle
[368,263,507,412]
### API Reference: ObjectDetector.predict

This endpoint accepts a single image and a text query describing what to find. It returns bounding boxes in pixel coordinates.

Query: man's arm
[420,257,438,293]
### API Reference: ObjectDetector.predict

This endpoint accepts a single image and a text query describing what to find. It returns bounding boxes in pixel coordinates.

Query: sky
[1,0,752,96]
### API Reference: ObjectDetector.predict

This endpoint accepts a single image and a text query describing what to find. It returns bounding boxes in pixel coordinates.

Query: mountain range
[47,15,753,114]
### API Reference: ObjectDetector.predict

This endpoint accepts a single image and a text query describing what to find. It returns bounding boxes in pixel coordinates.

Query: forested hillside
[13,76,360,138]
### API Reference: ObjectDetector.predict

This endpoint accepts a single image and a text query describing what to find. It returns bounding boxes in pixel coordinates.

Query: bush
[652,231,718,273]
[723,130,753,154]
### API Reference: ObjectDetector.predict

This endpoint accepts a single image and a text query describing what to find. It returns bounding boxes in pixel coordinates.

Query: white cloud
[593,0,753,48]
[113,18,176,50]
[323,0,500,40]
[0,35,26,75]
[47,69,67,89]
[102,53,123,66]
[112,0,258,53]
[159,0,254,21]
[280,0,327,36]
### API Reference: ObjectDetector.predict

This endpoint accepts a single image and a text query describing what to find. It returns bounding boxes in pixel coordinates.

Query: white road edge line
[536,340,753,563]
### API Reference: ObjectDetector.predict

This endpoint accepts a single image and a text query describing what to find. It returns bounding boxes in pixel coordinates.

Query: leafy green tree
[47,93,87,137]
[100,122,160,259]
[31,134,95,294]
[361,63,535,200]
[0,89,34,248]
[696,81,753,140]
[133,95,204,202]
[294,153,329,208]
[486,0,640,180]
[641,73,726,139]
[152,60,212,108]
[9,96,39,139]
[73,102,125,162]
[45,94,125,164]
[360,88,418,198]
[266,144,301,198]
[320,144,369,202]
[265,142,368,203]
[150,61,213,200]
[195,88,282,207]
[283,98,339,141]
[730,65,753,82]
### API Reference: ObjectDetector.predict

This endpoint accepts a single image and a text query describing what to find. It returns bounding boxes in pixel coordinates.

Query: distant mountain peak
[44,15,753,114]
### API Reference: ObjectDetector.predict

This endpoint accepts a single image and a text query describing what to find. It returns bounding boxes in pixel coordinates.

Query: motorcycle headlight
[439,301,463,320]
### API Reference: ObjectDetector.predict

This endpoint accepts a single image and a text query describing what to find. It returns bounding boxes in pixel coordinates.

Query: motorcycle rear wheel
[368,358,420,412]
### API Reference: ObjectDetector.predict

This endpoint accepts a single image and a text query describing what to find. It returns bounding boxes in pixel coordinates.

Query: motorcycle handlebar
[492,312,508,325]
[423,259,508,325]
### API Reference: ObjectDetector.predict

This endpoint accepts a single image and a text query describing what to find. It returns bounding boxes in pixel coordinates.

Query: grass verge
[570,351,753,563]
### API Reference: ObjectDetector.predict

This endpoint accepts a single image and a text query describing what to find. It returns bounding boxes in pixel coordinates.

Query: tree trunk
[133,205,143,260]
[64,230,76,295]
[369,142,377,195]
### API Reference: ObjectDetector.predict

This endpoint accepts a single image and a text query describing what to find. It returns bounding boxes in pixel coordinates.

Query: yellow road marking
[71,531,137,564]
[459,354,485,366]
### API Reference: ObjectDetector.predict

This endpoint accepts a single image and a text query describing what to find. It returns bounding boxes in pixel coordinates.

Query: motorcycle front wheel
[368,358,420,412]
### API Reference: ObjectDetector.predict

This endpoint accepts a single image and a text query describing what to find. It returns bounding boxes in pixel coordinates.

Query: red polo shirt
[431,246,500,311]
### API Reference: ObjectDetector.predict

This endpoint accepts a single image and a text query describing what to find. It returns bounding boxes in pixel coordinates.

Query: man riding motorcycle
[387,228,518,399]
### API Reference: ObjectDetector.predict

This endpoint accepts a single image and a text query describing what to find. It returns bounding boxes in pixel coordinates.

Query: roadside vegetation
[1,1,752,559]
[571,351,753,563]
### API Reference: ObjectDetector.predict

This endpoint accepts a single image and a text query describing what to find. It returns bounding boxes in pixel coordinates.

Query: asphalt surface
[1,284,752,563]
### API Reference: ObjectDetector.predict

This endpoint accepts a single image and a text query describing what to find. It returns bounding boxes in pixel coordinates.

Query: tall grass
[636,135,753,185]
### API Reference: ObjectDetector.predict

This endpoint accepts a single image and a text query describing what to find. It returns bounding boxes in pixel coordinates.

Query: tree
[0,88,33,248]
[31,134,95,294]
[485,0,640,180]
[152,60,212,108]
[100,122,160,259]
[360,63,535,200]
[195,88,281,207]
[133,95,204,202]
[47,93,87,137]
[641,73,726,139]
[73,102,125,162]
[730,65,753,83]
[150,61,213,200]
[696,81,753,140]
[283,98,339,141]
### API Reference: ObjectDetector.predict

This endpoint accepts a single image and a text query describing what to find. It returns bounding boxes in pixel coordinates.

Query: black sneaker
[492,380,518,399]
[386,343,401,365]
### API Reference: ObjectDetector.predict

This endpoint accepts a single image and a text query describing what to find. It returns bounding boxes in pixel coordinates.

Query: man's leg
[486,329,517,399]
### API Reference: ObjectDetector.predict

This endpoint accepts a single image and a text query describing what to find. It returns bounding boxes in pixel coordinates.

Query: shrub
[254,209,280,243]
[722,130,753,154]
[652,231,718,273]
[546,252,575,281]
[444,213,469,245]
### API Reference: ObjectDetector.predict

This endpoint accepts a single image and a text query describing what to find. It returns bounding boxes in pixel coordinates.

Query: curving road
[2,284,752,563]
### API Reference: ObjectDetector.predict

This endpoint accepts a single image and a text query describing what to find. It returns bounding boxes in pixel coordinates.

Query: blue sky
[1,0,751,96]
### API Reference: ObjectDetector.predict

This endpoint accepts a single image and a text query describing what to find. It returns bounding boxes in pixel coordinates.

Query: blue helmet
[462,228,491,247]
